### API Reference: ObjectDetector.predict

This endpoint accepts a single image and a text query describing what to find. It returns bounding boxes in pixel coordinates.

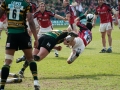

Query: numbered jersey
[78,30,92,47]
[77,22,92,46]
[0,0,32,33]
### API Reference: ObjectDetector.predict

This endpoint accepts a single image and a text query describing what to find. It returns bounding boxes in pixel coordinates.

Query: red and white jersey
[65,4,76,24]
[78,30,92,47]
[34,10,55,28]
[95,3,112,23]
[30,2,37,14]
[76,21,92,46]
[0,13,7,22]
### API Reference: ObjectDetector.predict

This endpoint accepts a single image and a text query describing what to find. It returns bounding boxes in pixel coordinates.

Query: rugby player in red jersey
[92,0,118,53]
[63,21,92,64]
[116,0,120,29]
[34,2,66,57]
[0,13,7,39]
[63,0,78,34]
[34,2,66,37]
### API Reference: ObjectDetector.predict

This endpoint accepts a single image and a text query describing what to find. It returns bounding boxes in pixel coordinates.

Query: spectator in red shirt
[93,0,118,53]
[0,13,7,39]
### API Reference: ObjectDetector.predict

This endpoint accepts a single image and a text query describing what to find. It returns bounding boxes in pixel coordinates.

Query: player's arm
[67,48,80,64]
[111,8,118,25]
[54,14,66,21]
[27,13,38,47]
[66,13,70,21]
[92,14,98,27]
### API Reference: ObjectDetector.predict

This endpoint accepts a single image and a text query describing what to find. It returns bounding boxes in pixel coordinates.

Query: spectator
[55,0,65,17]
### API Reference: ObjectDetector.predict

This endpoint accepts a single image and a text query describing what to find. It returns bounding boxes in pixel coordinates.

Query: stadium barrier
[51,17,100,26]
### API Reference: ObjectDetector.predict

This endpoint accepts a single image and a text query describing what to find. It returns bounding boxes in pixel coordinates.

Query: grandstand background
[34,0,118,26]
[0,0,119,25]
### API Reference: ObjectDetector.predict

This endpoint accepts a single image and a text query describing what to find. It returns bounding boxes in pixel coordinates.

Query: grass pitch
[0,25,120,90]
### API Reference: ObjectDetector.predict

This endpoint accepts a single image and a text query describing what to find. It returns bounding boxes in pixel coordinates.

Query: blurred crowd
[44,0,118,17]
[0,0,118,18]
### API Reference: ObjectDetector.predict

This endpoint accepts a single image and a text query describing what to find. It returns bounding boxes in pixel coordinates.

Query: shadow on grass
[38,74,120,80]
[85,47,96,50]
[50,57,67,60]
[111,52,120,55]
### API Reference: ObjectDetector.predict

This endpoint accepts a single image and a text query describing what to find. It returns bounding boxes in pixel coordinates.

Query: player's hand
[92,23,95,27]
[55,46,62,51]
[34,40,38,48]
[114,20,118,26]
[64,17,68,21]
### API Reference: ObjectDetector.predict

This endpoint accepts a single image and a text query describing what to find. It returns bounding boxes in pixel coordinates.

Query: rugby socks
[109,46,112,49]
[29,61,38,80]
[20,60,29,73]
[0,65,10,89]
[54,49,59,57]
[103,47,106,50]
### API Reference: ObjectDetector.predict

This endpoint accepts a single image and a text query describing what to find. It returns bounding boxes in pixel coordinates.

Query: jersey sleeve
[56,32,68,44]
[47,11,55,17]
[33,11,38,18]
[0,1,7,10]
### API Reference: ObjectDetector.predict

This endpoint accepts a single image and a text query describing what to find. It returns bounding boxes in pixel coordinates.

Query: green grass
[0,25,120,90]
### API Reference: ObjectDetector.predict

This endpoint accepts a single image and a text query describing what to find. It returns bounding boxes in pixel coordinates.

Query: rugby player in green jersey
[0,0,40,90]
[15,30,70,78]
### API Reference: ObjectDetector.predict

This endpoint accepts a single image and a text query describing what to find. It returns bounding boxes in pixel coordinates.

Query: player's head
[38,2,45,12]
[63,0,69,7]
[98,0,104,5]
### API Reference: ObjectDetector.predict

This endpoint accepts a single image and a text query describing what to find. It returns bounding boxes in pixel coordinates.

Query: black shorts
[6,32,32,50]
[37,35,56,52]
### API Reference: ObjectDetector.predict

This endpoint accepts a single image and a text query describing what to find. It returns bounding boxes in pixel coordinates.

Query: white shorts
[37,26,53,37]
[72,37,85,54]
[99,22,112,32]
[27,18,40,32]
[0,21,8,31]
[67,23,77,31]
[118,19,120,28]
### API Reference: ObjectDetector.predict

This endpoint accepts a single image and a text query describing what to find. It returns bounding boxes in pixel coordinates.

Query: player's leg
[99,23,107,53]
[118,19,120,29]
[0,78,22,84]
[20,32,40,89]
[23,49,40,89]
[0,49,15,89]
[0,32,17,89]
[17,60,29,78]
[106,22,113,53]
[0,30,2,39]
[54,48,59,57]
[0,21,3,39]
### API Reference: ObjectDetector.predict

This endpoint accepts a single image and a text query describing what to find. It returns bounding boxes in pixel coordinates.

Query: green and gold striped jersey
[45,30,63,39]
[0,0,32,33]
[44,30,68,44]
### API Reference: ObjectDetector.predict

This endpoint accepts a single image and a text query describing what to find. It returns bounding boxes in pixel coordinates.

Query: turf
[0,25,120,90]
